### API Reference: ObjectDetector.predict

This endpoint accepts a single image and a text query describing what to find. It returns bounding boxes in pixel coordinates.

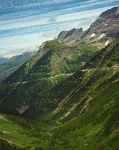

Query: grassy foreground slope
[0,113,49,149]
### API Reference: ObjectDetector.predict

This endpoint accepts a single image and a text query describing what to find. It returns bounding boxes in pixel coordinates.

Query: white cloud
[47,17,58,23]
[0,32,57,58]
[1,0,73,10]
[0,6,114,31]
[0,45,38,58]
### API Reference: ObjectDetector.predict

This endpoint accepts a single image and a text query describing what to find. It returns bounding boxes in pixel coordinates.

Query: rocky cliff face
[57,28,83,44]
[86,6,119,37]
[57,6,119,48]
[80,6,119,47]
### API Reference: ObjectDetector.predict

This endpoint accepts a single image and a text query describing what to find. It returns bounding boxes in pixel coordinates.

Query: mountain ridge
[0,51,36,83]
[57,6,119,48]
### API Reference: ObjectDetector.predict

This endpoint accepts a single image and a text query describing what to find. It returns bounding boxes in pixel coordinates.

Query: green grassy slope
[23,37,119,121]
[49,70,119,149]
[0,114,46,149]
[0,38,119,150]
[0,40,98,115]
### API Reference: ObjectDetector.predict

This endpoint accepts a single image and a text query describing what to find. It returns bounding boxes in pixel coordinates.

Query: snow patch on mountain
[105,41,109,46]
[98,34,105,40]
[90,33,96,38]
[104,24,108,26]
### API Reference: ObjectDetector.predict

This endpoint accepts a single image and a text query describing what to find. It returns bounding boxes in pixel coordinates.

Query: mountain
[22,35,119,120]
[0,57,8,64]
[0,6,119,150]
[1,6,119,117]
[0,51,36,83]
[57,28,83,44]
[80,6,119,47]
[0,40,98,115]
[0,35,119,150]
[58,6,119,48]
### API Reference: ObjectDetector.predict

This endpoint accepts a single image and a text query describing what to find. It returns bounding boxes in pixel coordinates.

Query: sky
[0,0,118,58]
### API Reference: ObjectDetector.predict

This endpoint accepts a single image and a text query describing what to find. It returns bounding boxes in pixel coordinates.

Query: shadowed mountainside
[0,51,36,83]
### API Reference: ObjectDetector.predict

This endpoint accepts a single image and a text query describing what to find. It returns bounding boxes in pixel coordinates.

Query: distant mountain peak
[0,57,8,64]
[58,28,83,39]
[57,6,119,47]
[99,6,119,19]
